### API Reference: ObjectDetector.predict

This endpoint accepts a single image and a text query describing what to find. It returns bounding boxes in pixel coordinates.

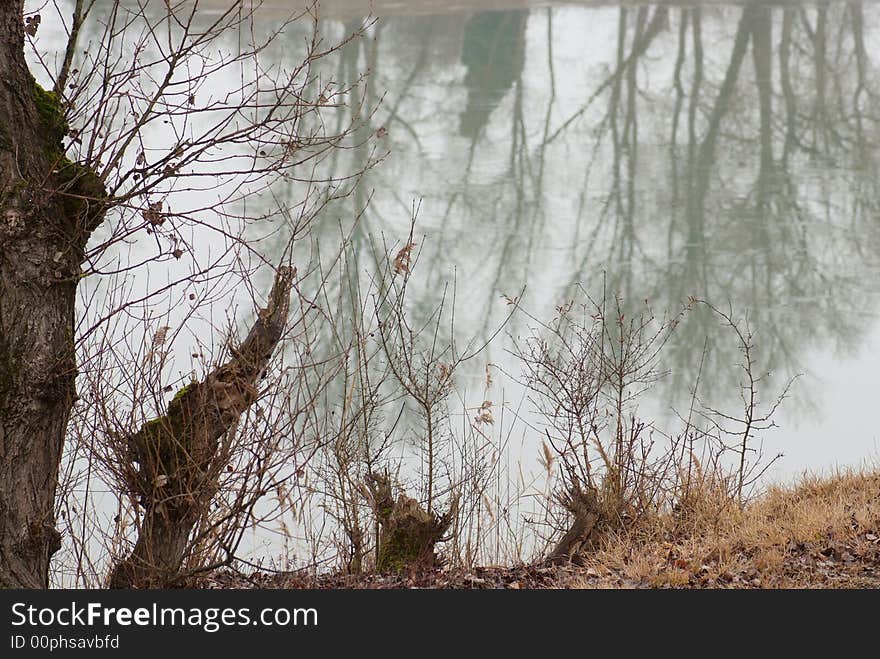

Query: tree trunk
[366,472,455,573]
[108,267,294,588]
[547,483,600,565]
[0,2,104,588]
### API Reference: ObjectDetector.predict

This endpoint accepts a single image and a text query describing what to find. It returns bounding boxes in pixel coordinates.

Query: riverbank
[199,468,880,589]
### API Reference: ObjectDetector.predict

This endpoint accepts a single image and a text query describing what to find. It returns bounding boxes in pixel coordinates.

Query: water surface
[276,0,880,480]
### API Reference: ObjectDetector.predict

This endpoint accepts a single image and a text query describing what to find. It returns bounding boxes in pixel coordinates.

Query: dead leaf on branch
[24,14,41,37]
[393,242,416,275]
[142,200,164,226]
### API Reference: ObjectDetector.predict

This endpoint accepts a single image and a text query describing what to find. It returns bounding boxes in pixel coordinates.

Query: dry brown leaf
[393,242,416,275]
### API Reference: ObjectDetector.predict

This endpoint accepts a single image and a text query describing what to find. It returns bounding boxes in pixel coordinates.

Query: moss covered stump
[367,472,455,573]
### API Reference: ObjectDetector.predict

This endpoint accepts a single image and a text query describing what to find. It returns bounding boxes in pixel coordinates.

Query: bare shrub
[41,1,381,587]
[515,288,790,564]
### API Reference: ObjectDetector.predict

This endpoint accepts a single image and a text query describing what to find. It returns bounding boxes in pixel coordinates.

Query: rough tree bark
[0,2,105,588]
[366,471,455,572]
[107,266,294,588]
[547,482,600,565]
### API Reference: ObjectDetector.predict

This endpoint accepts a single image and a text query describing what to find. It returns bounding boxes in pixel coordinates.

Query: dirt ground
[195,470,880,589]
[197,536,879,590]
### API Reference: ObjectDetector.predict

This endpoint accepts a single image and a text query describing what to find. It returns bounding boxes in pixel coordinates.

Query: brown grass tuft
[563,467,880,588]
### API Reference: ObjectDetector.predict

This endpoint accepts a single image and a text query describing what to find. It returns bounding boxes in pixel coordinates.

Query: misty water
[34,0,880,574]
[268,0,880,482]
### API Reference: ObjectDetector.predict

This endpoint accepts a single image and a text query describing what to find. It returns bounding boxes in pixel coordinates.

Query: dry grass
[198,467,880,590]
[564,468,880,589]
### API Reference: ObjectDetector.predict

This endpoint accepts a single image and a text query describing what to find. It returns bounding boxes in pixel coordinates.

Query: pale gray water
[59,0,880,477]
[29,0,880,578]
[271,0,880,481]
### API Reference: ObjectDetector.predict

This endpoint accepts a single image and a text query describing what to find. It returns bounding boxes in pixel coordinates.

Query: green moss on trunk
[367,473,454,573]
[172,382,195,402]
[33,83,67,152]
[32,80,107,229]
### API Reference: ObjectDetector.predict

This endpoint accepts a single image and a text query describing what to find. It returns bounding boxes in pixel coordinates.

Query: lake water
[33,0,880,576]
[63,0,880,478]
[268,0,880,481]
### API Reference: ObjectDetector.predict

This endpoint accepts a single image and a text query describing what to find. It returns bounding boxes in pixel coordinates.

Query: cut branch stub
[366,471,455,573]
[108,266,295,588]
[547,481,601,565]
